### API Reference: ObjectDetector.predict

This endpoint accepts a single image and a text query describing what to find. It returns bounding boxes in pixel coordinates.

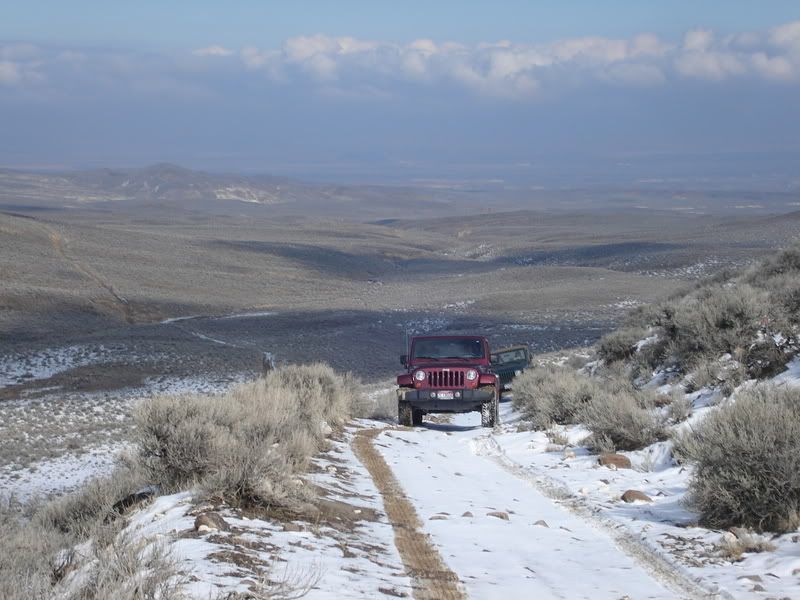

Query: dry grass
[597,326,648,363]
[136,364,358,509]
[512,365,597,429]
[676,385,800,532]
[1,363,357,598]
[514,363,668,451]
[353,383,397,421]
[579,389,667,451]
[624,242,800,381]
[717,529,777,562]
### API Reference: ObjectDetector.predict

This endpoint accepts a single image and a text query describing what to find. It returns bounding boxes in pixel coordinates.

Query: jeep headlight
[466,369,478,381]
[414,370,427,382]
[515,370,522,376]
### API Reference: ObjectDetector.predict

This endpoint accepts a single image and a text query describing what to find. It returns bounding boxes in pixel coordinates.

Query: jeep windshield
[493,349,527,364]
[412,339,484,360]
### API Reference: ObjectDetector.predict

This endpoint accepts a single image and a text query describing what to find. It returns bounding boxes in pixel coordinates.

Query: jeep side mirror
[400,354,407,367]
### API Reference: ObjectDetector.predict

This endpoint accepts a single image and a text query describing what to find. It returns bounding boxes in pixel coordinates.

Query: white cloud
[683,29,715,52]
[230,23,800,99]
[192,45,234,57]
[674,49,746,81]
[770,20,800,50]
[0,60,21,85]
[3,20,800,101]
[751,52,794,81]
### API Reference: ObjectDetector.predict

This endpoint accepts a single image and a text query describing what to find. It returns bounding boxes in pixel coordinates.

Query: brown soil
[352,427,465,600]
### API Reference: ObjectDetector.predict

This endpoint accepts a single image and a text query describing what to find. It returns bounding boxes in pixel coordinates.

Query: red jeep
[397,335,499,427]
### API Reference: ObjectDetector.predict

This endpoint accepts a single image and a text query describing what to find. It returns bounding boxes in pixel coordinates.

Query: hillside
[3,243,800,598]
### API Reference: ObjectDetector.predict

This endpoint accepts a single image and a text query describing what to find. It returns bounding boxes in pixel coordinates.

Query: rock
[461,511,474,518]
[751,584,765,592]
[599,453,631,469]
[487,511,510,521]
[563,449,576,460]
[429,515,448,521]
[194,512,230,533]
[621,490,652,503]
[793,568,800,576]
[533,520,549,528]
[282,522,303,532]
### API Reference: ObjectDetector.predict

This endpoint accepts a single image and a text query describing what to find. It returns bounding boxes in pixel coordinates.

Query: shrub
[70,533,184,600]
[36,458,147,537]
[743,244,800,288]
[579,389,666,451]
[512,366,598,429]
[717,529,776,561]
[353,385,397,421]
[597,327,648,363]
[0,464,173,600]
[0,500,67,600]
[661,284,764,368]
[678,385,800,532]
[136,363,357,508]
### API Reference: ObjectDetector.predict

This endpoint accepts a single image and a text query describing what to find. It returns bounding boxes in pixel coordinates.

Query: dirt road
[353,428,466,600]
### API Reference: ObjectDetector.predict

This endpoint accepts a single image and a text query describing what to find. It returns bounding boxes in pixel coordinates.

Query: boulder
[487,511,510,521]
[621,490,652,503]
[599,453,632,469]
[194,512,230,533]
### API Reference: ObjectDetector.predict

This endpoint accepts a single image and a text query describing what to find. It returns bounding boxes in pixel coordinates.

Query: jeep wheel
[481,396,499,428]
[398,402,413,426]
[412,409,424,426]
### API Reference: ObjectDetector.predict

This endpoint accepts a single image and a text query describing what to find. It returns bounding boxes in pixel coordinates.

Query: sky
[1,1,799,184]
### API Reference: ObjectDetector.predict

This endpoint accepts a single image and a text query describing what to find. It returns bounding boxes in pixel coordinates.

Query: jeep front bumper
[398,388,495,413]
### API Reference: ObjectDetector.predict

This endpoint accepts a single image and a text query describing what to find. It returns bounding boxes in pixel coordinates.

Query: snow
[72,428,413,599]
[0,345,115,387]
[376,411,695,599]
[773,356,800,387]
[0,442,128,501]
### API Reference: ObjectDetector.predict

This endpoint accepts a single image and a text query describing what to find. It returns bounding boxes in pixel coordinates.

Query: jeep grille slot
[427,370,465,388]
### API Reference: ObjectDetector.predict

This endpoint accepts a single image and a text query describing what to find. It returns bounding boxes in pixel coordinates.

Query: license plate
[437,390,454,400]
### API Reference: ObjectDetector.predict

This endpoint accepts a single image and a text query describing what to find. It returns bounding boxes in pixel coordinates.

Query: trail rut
[352,428,466,600]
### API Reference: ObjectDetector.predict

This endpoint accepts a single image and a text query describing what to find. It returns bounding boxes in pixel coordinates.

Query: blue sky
[4,1,799,47]
[1,2,799,183]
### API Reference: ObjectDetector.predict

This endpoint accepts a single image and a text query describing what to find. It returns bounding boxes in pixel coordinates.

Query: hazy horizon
[2,2,799,187]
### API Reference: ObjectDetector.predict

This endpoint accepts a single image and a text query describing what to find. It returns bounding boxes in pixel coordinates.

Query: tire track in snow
[472,434,727,600]
[352,427,466,600]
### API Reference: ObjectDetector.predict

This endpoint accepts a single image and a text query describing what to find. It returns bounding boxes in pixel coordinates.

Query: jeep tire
[412,409,424,426]
[481,396,499,428]
[398,401,413,426]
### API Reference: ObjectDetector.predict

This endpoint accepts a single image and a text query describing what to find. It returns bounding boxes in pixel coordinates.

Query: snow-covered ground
[62,427,412,600]
[0,344,117,387]
[8,356,800,597]
[377,412,695,599]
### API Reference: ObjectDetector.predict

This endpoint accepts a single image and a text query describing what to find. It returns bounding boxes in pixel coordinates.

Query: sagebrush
[136,363,358,508]
[1,363,357,599]
[676,385,800,532]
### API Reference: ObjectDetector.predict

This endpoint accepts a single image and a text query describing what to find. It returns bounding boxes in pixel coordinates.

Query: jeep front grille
[427,370,465,388]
